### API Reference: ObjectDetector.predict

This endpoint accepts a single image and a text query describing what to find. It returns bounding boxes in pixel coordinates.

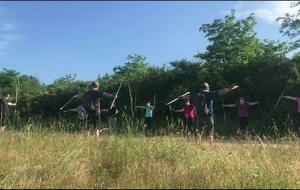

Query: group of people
[1,80,300,140]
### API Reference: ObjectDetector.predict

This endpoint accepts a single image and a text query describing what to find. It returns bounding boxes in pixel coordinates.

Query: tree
[113,54,150,81]
[277,1,300,50]
[196,9,261,69]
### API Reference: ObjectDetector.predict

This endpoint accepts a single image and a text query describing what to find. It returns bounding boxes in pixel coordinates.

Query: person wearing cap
[193,82,239,142]
[82,81,116,137]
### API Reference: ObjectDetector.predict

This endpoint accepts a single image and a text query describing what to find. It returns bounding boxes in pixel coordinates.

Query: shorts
[87,111,101,130]
[198,115,214,136]
[239,117,248,130]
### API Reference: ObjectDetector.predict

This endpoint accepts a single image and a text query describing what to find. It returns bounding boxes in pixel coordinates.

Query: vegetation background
[2,4,300,137]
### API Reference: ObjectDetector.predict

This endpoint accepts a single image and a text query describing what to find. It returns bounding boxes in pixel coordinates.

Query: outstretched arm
[103,92,116,99]
[218,85,239,96]
[135,106,146,109]
[223,104,236,108]
[174,108,184,112]
[7,102,16,106]
[282,96,297,101]
[248,101,260,106]
[101,109,109,112]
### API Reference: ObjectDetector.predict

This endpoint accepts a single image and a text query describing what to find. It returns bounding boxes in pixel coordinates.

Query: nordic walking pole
[128,83,134,118]
[14,77,19,124]
[221,95,227,122]
[110,77,124,109]
[59,95,77,110]
[166,92,190,106]
[168,105,173,123]
[253,95,265,119]
[274,90,285,109]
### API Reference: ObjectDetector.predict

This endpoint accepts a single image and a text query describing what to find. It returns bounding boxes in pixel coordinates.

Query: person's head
[146,98,151,106]
[201,82,209,92]
[239,97,245,104]
[90,81,99,91]
[4,93,10,100]
[185,99,190,105]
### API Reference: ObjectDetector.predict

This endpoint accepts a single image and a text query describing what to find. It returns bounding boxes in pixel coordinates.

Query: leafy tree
[196,9,261,69]
[113,54,150,81]
[277,1,300,50]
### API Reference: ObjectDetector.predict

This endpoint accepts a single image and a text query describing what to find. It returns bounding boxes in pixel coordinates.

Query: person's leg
[109,117,117,132]
[148,117,155,135]
[187,118,193,135]
[206,116,214,142]
[183,118,188,135]
[190,118,196,136]
[198,116,206,138]
[144,117,149,136]
[239,117,248,139]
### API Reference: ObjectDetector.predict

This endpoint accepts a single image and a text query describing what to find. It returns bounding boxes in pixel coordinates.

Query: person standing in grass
[174,98,197,136]
[101,103,119,133]
[193,82,239,142]
[281,95,300,112]
[0,93,17,127]
[135,98,155,136]
[63,105,86,131]
[223,97,259,139]
[281,95,300,136]
[79,81,116,137]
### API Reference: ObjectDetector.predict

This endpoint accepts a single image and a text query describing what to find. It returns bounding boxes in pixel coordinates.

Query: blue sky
[0,1,297,84]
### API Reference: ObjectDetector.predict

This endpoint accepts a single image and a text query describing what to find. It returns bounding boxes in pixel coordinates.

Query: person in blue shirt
[135,98,156,136]
[193,82,239,142]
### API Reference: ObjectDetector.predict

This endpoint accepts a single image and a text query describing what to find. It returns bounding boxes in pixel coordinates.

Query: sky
[0,1,298,84]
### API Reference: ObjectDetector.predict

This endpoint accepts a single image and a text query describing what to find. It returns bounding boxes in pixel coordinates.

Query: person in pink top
[223,97,259,138]
[282,96,300,113]
[174,98,197,136]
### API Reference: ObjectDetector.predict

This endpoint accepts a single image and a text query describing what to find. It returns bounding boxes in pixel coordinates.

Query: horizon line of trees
[1,5,300,133]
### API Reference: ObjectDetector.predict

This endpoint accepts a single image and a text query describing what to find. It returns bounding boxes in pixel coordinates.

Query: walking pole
[274,90,285,110]
[110,77,124,109]
[128,83,135,119]
[166,92,190,106]
[14,77,20,125]
[221,95,227,122]
[59,95,76,110]
[168,105,173,123]
[153,93,157,135]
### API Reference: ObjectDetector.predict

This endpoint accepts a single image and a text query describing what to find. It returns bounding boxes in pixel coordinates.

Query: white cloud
[0,7,23,56]
[222,1,299,24]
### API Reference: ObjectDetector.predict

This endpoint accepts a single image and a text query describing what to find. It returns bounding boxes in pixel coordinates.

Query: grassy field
[0,129,299,189]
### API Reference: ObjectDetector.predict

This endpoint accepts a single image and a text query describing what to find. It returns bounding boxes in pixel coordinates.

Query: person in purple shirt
[281,95,300,137]
[223,97,259,139]
[282,96,300,113]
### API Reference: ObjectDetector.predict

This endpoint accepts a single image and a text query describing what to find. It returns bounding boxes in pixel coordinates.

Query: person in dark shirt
[78,81,116,137]
[194,82,239,142]
[0,93,17,126]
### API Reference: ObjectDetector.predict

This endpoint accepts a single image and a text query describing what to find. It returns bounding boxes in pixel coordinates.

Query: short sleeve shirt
[197,91,219,116]
[236,103,249,118]
[184,104,196,119]
[145,105,153,118]
[86,90,103,112]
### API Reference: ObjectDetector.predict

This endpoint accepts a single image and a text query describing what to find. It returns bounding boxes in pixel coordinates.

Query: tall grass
[0,128,299,188]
